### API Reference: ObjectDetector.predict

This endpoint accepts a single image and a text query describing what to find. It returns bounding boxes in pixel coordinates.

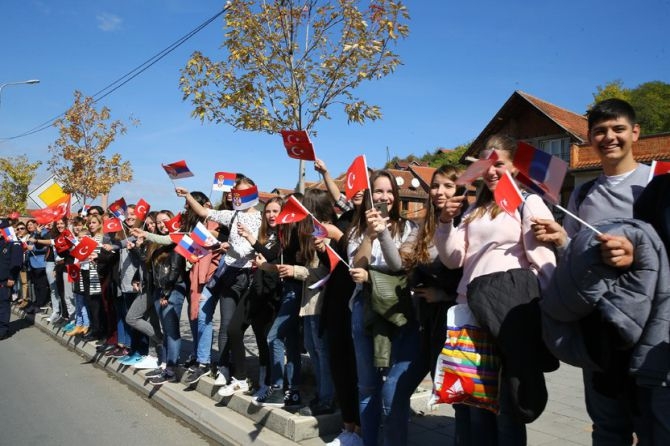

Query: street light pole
[0,79,40,107]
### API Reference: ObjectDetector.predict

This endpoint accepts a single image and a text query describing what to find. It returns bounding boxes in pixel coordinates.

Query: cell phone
[373,202,389,218]
[126,236,137,243]
[455,185,467,197]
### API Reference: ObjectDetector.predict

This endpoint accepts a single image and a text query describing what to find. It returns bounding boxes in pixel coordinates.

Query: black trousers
[29,268,50,308]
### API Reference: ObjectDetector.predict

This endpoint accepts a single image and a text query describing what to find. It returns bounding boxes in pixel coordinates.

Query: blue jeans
[351,290,420,446]
[73,292,89,327]
[303,314,334,404]
[115,293,135,347]
[156,283,186,367]
[268,281,301,390]
[189,286,216,365]
[46,262,60,317]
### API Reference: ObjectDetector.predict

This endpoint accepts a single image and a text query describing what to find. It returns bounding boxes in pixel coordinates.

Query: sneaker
[150,369,177,386]
[257,387,285,407]
[326,430,363,446]
[299,401,336,417]
[284,389,302,408]
[47,313,61,324]
[183,365,210,385]
[217,377,249,397]
[251,385,273,405]
[132,355,160,370]
[96,343,115,353]
[63,321,76,332]
[107,346,129,358]
[144,367,165,378]
[182,355,198,369]
[213,367,229,386]
[119,352,143,366]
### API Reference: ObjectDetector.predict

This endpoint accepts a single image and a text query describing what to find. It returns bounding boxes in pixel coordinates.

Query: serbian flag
[456,152,498,186]
[494,171,524,217]
[513,142,567,204]
[71,236,98,261]
[54,229,75,254]
[103,217,123,234]
[280,130,316,161]
[232,186,259,211]
[166,213,182,233]
[277,195,310,224]
[171,234,208,263]
[66,263,81,283]
[212,172,236,192]
[345,155,369,200]
[311,217,329,238]
[190,221,219,247]
[135,198,151,221]
[1,226,18,242]
[108,197,127,220]
[162,160,194,180]
[29,196,71,225]
[647,160,670,183]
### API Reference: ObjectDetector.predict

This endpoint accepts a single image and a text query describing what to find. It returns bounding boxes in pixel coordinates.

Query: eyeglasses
[16,227,26,230]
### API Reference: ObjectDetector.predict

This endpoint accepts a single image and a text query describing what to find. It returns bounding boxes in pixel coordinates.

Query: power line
[0,4,231,143]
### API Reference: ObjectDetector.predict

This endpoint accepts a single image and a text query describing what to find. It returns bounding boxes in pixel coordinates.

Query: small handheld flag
[103,217,123,234]
[108,197,127,221]
[276,195,310,224]
[162,160,194,180]
[494,171,524,217]
[134,198,151,221]
[29,196,71,225]
[231,186,259,211]
[54,229,75,254]
[190,221,219,247]
[71,236,98,261]
[172,234,208,263]
[345,155,369,200]
[166,213,183,233]
[647,160,670,183]
[513,142,567,204]
[280,130,316,161]
[212,172,236,192]
[66,263,81,283]
[311,217,329,238]
[1,226,18,242]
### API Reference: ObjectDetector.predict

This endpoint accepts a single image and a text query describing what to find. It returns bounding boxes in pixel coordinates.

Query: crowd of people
[1,98,669,446]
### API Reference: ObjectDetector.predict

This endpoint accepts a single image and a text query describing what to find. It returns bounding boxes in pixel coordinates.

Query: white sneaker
[217,377,249,397]
[132,355,160,370]
[47,313,61,323]
[213,367,228,386]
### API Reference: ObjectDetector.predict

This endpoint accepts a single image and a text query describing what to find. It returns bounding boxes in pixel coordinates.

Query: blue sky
[2,0,669,212]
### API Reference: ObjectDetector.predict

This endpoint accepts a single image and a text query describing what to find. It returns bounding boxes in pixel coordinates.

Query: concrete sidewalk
[10,306,592,445]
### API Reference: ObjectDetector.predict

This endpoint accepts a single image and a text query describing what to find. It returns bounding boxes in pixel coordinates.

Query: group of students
[3,97,669,446]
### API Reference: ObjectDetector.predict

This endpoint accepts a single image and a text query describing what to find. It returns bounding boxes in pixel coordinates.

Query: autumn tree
[0,155,42,215]
[47,91,135,206]
[591,80,670,134]
[180,0,410,192]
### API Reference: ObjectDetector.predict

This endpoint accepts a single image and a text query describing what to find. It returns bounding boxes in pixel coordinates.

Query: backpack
[575,178,597,211]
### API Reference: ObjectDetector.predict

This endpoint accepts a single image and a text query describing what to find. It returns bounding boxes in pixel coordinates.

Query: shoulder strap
[576,178,597,211]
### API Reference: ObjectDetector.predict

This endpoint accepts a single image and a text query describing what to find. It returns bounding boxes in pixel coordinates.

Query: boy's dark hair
[587,98,637,131]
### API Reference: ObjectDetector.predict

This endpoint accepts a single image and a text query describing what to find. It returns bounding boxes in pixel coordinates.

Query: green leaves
[0,156,42,215]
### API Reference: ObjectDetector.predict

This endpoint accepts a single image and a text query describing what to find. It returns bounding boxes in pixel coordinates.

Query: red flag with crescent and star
[103,217,123,234]
[276,195,310,225]
[345,155,369,200]
[71,236,98,261]
[280,130,316,161]
[166,213,183,233]
[54,229,75,254]
[134,198,151,221]
[493,171,524,217]
[29,195,71,225]
[66,263,81,283]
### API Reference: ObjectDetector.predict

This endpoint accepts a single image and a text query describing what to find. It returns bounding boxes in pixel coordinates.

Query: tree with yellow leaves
[0,155,42,215]
[180,0,410,191]
[47,91,135,206]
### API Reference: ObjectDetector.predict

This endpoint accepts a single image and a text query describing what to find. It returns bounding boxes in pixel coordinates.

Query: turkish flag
[166,213,182,233]
[493,171,524,217]
[276,195,310,225]
[280,130,316,161]
[135,198,151,221]
[71,236,98,261]
[66,263,81,283]
[103,217,123,234]
[54,229,75,254]
[324,243,343,274]
[29,196,71,225]
[345,155,369,200]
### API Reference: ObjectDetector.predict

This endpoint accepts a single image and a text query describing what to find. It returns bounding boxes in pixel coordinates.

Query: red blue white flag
[172,234,208,263]
[647,160,670,183]
[108,197,127,221]
[162,160,194,180]
[280,130,316,161]
[1,226,17,242]
[494,171,524,218]
[212,172,236,192]
[231,186,259,211]
[311,217,329,238]
[513,142,567,204]
[190,221,219,247]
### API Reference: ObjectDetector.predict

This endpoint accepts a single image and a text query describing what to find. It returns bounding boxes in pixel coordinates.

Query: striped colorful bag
[433,304,501,413]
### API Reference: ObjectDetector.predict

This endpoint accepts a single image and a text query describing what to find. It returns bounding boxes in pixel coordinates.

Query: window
[539,138,570,162]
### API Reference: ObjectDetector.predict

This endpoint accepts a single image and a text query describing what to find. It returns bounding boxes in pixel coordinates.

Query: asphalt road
[0,315,216,446]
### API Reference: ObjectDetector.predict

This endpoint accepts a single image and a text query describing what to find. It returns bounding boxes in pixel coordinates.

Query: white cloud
[97,12,123,32]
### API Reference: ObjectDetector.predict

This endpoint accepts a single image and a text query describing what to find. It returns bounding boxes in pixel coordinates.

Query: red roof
[518,91,588,142]
[570,133,670,169]
[408,165,436,189]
